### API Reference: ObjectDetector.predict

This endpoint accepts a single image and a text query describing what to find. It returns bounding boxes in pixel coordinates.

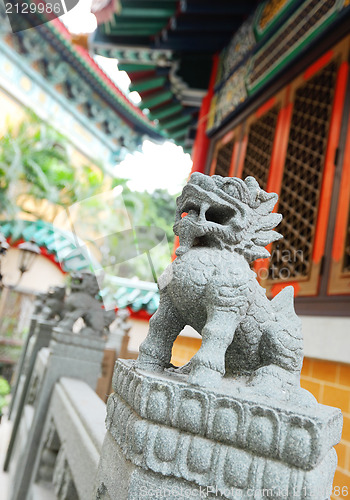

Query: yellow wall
[0,87,106,227]
[0,89,26,135]
[171,336,201,367]
[301,359,350,499]
[0,87,102,169]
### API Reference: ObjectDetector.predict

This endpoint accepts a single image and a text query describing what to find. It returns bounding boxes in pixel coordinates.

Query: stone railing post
[4,319,56,470]
[6,326,105,500]
[7,312,40,419]
[8,284,65,420]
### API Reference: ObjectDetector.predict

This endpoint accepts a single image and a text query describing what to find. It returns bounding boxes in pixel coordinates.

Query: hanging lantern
[0,232,9,256]
[17,240,41,276]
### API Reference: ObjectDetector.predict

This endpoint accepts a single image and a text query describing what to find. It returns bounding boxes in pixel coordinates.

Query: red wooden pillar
[190,54,219,174]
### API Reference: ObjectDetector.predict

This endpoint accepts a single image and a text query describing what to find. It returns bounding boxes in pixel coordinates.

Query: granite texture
[4,320,56,472]
[8,285,65,418]
[40,286,66,321]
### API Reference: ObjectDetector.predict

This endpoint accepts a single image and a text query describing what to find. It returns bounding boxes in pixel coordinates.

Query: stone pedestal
[94,359,342,500]
[6,327,105,500]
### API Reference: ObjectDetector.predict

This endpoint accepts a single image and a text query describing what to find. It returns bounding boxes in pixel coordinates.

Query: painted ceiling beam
[121,0,176,5]
[161,30,230,44]
[120,6,175,18]
[112,50,154,62]
[130,76,166,92]
[117,63,156,72]
[154,33,230,52]
[121,0,176,6]
[169,15,241,32]
[121,0,176,3]
[90,32,172,61]
[97,32,150,46]
[140,90,173,109]
[108,26,164,36]
[179,0,256,15]
[161,113,192,130]
[148,103,182,120]
[171,127,187,139]
[180,106,199,116]
[110,17,167,30]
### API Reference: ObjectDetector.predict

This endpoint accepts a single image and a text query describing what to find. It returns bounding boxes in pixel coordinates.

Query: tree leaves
[0,112,104,219]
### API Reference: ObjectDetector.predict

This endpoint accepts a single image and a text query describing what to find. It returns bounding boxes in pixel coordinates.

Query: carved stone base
[94,360,342,500]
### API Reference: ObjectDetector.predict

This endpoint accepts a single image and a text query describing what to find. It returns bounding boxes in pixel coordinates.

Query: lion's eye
[205,208,233,225]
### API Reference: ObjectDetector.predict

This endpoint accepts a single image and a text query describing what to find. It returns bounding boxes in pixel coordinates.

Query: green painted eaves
[148,103,182,121]
[38,20,165,139]
[140,90,173,109]
[100,276,160,314]
[0,219,98,273]
[161,114,192,131]
[130,76,166,93]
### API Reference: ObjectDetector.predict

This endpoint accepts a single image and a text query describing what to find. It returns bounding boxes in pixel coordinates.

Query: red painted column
[190,54,219,174]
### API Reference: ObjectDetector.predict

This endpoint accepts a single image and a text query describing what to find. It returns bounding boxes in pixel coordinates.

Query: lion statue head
[70,272,100,297]
[173,172,282,262]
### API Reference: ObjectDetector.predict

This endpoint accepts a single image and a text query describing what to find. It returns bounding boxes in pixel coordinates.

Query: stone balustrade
[31,377,106,500]
[5,327,105,500]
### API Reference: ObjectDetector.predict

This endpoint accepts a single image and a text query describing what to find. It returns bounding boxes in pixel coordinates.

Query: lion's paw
[188,365,222,389]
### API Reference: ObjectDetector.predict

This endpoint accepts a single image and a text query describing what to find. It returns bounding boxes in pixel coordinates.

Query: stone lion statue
[136,173,304,391]
[58,272,114,337]
[40,286,66,321]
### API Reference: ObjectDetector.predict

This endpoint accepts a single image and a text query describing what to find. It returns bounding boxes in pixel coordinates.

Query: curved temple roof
[0,219,160,315]
[0,219,97,273]
[0,8,164,160]
[48,19,163,140]
[90,0,260,153]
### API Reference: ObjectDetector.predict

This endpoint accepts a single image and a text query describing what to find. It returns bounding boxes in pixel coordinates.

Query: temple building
[90,0,350,492]
[0,10,163,169]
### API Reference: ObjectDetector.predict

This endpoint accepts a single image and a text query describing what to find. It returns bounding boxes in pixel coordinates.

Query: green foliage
[0,376,10,413]
[98,179,178,282]
[0,376,10,396]
[111,179,177,243]
[0,112,104,218]
[0,112,178,283]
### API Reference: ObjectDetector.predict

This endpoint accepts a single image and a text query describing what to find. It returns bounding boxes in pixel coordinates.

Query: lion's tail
[262,286,303,373]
